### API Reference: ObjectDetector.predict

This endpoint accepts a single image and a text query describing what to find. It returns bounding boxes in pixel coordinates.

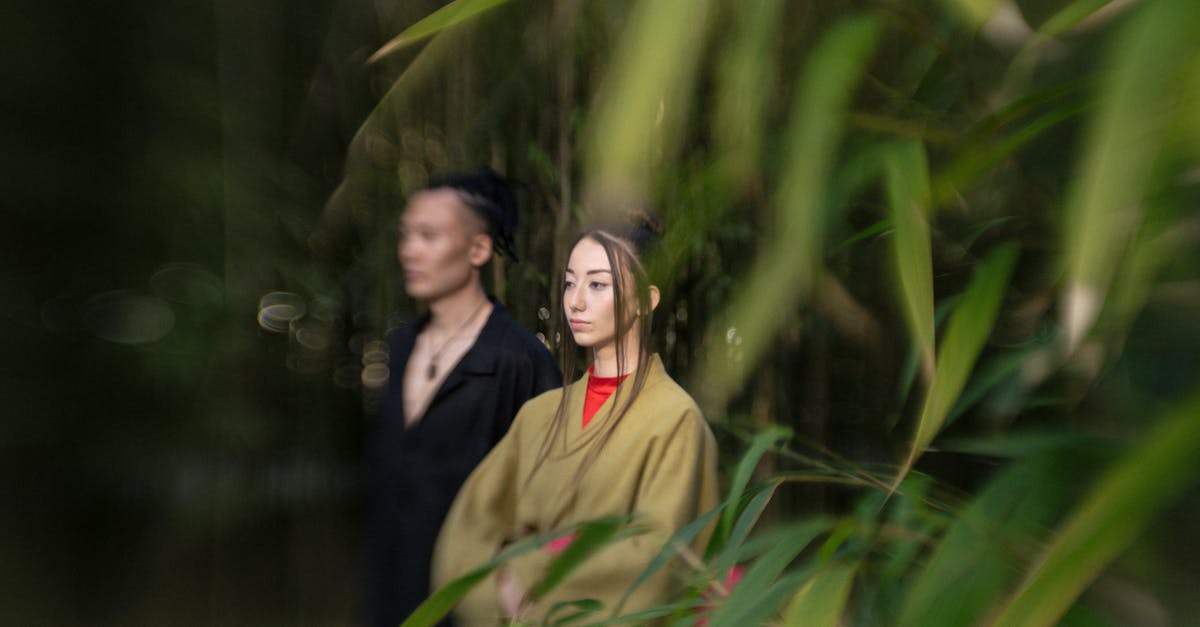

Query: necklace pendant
[426,362,437,380]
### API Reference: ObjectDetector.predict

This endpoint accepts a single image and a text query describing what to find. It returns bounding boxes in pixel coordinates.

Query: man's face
[397,188,483,302]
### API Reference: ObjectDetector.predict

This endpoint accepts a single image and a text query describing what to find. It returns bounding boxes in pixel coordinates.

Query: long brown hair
[526,217,662,491]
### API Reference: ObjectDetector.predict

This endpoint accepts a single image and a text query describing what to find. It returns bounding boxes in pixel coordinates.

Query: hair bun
[424,167,521,261]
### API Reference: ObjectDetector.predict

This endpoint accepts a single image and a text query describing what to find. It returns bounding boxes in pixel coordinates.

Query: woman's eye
[562,280,575,291]
[589,281,608,290]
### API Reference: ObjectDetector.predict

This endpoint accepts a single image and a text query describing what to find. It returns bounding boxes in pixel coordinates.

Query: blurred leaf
[879,474,940,585]
[584,0,715,204]
[400,530,563,627]
[707,481,784,587]
[932,101,1088,207]
[938,430,1119,460]
[705,522,831,627]
[990,393,1200,627]
[531,516,644,601]
[884,139,936,383]
[896,244,1019,486]
[544,598,603,626]
[780,560,859,627]
[939,0,1004,28]
[590,599,701,626]
[712,0,785,188]
[942,344,1041,428]
[896,297,957,412]
[837,217,891,250]
[705,569,811,624]
[1061,0,1200,350]
[898,449,1085,627]
[369,0,512,61]
[1038,0,1114,37]
[614,501,726,616]
[692,13,883,414]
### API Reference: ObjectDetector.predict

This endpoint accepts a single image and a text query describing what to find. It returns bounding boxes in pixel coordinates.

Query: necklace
[425,298,489,380]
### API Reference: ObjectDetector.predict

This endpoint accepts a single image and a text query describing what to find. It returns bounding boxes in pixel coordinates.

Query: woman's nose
[569,288,585,311]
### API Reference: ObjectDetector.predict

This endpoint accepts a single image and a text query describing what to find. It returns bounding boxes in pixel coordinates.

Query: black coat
[367,301,560,627]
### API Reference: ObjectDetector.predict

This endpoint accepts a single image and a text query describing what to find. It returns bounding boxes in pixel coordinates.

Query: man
[367,169,560,626]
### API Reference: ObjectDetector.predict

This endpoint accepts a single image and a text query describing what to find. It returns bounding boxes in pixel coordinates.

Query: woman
[431,216,720,624]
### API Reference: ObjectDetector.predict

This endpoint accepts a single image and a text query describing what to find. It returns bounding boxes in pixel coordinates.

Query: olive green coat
[432,355,720,625]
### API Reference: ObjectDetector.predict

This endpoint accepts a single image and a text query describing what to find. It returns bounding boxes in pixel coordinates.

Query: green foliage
[898,243,1019,484]
[388,0,1200,624]
[780,560,859,627]
[991,393,1200,627]
[22,0,1200,623]
[371,0,514,60]
[691,13,883,413]
[885,139,936,381]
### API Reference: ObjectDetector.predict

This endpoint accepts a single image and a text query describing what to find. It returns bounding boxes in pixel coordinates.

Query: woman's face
[563,237,618,351]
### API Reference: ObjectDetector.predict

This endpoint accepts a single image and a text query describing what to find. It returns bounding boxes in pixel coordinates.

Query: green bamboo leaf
[722,481,780,561]
[780,561,860,627]
[692,13,882,415]
[705,521,830,627]
[898,448,1089,627]
[530,516,644,601]
[708,569,814,627]
[879,474,938,585]
[884,139,936,383]
[896,297,956,412]
[932,101,1088,207]
[707,481,782,586]
[400,530,564,627]
[1061,0,1200,351]
[544,598,603,626]
[938,430,1119,460]
[942,344,1042,428]
[990,393,1200,627]
[613,500,727,615]
[939,0,1004,28]
[590,599,700,626]
[710,427,790,556]
[896,244,1019,487]
[369,0,512,62]
[1037,0,1113,38]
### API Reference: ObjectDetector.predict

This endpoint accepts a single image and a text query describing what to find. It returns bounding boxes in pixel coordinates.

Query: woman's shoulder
[636,364,706,427]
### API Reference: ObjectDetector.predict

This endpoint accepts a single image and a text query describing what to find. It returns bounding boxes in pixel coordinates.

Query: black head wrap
[423,167,521,262]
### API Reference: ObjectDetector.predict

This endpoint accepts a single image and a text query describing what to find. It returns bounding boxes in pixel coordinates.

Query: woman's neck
[591,333,643,378]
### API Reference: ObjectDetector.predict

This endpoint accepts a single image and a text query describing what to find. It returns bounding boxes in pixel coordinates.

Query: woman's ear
[468,233,494,268]
[647,285,661,312]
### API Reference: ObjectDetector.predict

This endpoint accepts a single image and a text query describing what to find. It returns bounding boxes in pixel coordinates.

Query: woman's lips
[568,319,588,330]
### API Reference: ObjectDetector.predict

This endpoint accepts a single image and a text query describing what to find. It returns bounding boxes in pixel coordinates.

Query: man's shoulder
[486,308,555,362]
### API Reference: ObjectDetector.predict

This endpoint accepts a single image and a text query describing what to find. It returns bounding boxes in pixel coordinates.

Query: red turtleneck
[582,365,629,428]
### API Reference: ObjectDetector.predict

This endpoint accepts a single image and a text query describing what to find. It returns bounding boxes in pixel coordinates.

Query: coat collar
[562,353,667,444]
[392,295,514,419]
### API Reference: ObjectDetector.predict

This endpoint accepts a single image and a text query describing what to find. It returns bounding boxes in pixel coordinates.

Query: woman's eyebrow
[564,268,613,276]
